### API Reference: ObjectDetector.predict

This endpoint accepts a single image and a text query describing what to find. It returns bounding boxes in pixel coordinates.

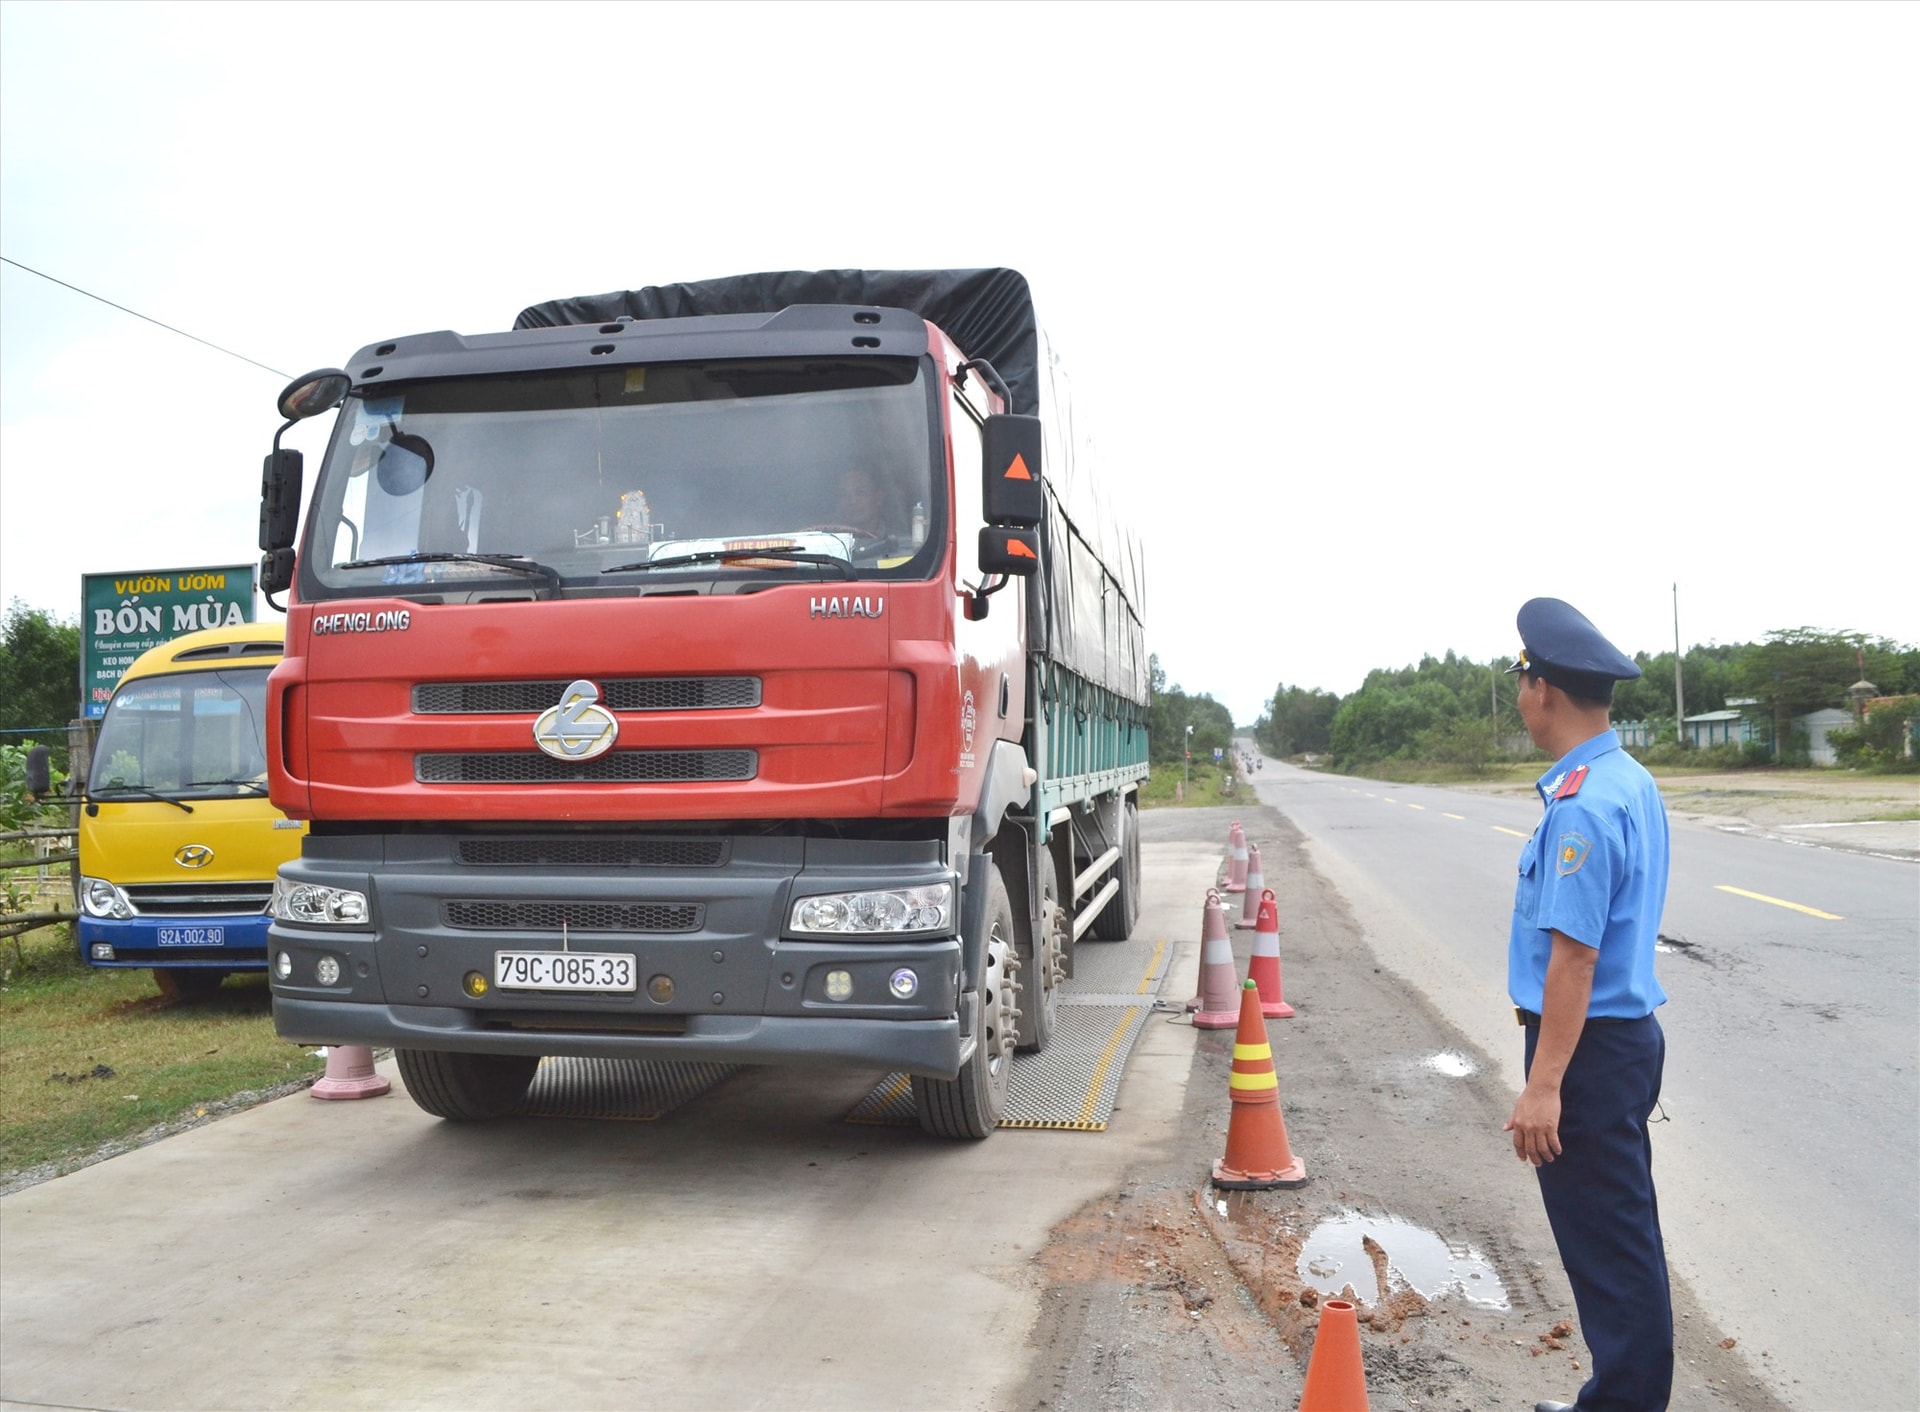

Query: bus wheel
[154,968,227,1001]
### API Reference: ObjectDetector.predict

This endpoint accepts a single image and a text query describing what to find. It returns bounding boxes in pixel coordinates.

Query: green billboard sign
[81,565,256,718]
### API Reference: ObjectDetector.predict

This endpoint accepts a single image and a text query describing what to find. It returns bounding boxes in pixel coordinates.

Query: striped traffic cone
[1192,890,1243,1030]
[1224,820,1249,894]
[1247,889,1294,1019]
[1211,981,1307,1189]
[1235,843,1265,929]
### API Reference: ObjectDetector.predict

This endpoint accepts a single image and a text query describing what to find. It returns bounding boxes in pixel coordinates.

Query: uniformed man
[1503,597,1673,1412]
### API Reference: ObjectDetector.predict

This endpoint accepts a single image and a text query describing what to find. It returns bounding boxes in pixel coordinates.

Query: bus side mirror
[25,745,51,797]
[981,414,1043,528]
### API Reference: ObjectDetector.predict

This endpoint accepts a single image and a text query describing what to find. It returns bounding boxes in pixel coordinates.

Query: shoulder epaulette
[1553,765,1590,800]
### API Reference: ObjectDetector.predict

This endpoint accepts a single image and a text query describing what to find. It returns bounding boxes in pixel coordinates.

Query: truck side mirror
[259,448,303,554]
[981,414,1043,528]
[978,526,1040,577]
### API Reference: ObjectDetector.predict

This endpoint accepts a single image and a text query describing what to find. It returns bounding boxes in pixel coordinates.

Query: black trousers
[1524,1014,1672,1412]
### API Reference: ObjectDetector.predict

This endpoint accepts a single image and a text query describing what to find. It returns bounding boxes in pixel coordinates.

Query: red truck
[257,269,1148,1137]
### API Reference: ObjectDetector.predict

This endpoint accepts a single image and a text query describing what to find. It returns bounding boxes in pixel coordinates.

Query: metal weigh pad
[846,931,1173,1131]
[515,1058,738,1121]
[509,931,1171,1129]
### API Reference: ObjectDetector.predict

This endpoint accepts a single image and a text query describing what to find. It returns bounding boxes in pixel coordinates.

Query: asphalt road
[1238,750,1920,1412]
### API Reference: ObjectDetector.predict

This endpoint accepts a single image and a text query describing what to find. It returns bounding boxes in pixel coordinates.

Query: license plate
[157,926,225,946]
[494,950,637,993]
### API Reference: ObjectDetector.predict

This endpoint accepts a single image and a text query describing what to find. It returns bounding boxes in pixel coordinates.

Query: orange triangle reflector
[1004,453,1034,481]
[1008,539,1038,560]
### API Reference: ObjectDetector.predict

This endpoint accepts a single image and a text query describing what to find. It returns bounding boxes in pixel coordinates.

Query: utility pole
[1672,582,1685,747]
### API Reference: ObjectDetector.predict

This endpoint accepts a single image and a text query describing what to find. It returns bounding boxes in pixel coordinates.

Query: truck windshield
[90,668,273,799]
[304,357,940,596]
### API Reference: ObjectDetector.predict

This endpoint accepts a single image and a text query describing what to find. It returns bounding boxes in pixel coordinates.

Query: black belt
[1515,1008,1640,1026]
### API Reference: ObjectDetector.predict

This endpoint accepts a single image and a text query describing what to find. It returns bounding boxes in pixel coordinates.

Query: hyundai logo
[533,679,619,761]
[174,844,214,869]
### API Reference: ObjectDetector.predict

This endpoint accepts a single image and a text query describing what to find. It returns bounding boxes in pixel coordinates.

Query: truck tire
[1088,798,1141,941]
[154,968,227,1001]
[914,866,1016,1139]
[395,1048,540,1121]
[1016,851,1065,1053]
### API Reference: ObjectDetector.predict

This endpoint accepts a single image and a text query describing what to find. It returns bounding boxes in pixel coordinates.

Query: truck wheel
[154,968,227,1001]
[1089,799,1141,941]
[914,866,1016,1139]
[1016,851,1066,1053]
[395,1048,539,1121]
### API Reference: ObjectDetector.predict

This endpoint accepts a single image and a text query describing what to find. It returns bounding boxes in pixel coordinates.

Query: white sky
[3,0,1914,723]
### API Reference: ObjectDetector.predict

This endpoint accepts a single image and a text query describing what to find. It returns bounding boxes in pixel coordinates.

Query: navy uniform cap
[1505,597,1641,699]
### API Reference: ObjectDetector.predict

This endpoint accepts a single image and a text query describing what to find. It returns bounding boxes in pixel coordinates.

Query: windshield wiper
[337,551,562,592]
[603,548,853,579]
[86,785,194,813]
[187,778,270,795]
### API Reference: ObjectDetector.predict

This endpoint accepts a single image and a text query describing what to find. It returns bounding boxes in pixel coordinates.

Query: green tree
[1735,628,1909,752]
[0,602,80,773]
[1259,683,1341,757]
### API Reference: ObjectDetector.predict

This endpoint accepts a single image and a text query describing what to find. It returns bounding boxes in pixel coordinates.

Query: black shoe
[1535,1403,1575,1412]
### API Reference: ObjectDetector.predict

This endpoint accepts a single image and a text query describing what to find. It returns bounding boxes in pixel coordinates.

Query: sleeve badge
[1556,831,1591,875]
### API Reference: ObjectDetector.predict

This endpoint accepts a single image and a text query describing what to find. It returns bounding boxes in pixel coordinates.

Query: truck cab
[77,623,307,998]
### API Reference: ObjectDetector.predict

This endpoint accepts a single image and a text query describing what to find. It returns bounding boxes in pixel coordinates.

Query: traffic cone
[310,1044,392,1100]
[1192,891,1243,1029]
[1211,981,1307,1189]
[1235,842,1265,928]
[1188,887,1217,1011]
[1298,1298,1369,1411]
[1247,889,1294,1019]
[1224,820,1248,893]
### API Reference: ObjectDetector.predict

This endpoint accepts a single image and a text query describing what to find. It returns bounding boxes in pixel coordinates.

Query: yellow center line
[1079,1007,1139,1126]
[1715,885,1844,920]
[1444,812,1465,820]
[1407,803,1426,811]
[1494,825,1530,839]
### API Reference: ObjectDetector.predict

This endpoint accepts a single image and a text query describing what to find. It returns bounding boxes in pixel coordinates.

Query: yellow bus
[78,623,305,998]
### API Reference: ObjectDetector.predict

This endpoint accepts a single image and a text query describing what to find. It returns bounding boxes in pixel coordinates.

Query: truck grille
[124,883,272,916]
[457,839,728,868]
[445,901,702,932]
[416,750,756,784]
[413,678,761,714]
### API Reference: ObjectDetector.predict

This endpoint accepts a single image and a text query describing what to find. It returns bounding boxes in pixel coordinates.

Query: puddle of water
[1296,1210,1509,1309]
[1422,1051,1475,1077]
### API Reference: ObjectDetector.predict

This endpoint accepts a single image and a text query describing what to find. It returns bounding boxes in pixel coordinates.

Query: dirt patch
[1017,802,1791,1412]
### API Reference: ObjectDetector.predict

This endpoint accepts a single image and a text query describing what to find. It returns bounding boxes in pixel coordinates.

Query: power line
[1,255,290,379]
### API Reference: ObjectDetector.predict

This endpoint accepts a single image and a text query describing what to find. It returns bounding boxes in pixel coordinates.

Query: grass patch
[1138,766,1245,809]
[0,924,323,1183]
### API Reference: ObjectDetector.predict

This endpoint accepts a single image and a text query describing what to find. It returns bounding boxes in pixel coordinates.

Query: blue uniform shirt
[1508,729,1670,1018]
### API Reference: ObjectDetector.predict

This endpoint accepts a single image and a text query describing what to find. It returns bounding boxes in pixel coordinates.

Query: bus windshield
[90,668,273,798]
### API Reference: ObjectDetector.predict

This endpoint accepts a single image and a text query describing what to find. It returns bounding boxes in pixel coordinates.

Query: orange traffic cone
[1210,981,1307,1189]
[1298,1298,1369,1411]
[1247,889,1294,1019]
[1192,890,1242,1029]
[1188,887,1218,1011]
[310,1044,392,1100]
[1235,842,1265,929]
[1224,820,1249,893]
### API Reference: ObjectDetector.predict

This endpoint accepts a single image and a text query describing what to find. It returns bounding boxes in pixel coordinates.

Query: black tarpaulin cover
[516,270,1146,707]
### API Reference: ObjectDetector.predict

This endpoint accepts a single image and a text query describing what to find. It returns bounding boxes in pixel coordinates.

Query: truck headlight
[790,883,951,934]
[271,877,370,925]
[80,876,136,920]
